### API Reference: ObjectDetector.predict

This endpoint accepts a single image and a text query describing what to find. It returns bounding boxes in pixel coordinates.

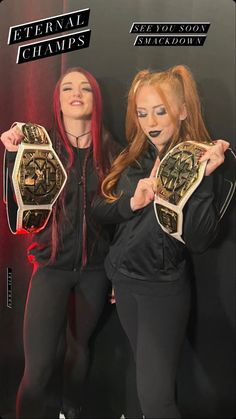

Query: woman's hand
[0,126,24,152]
[200,139,230,176]
[109,287,116,304]
[130,157,160,211]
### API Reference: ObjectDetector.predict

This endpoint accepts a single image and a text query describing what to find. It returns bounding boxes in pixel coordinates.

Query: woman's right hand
[130,178,158,211]
[130,157,161,211]
[0,126,24,151]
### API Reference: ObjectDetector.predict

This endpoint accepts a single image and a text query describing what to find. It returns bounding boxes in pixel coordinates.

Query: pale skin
[0,71,93,152]
[60,71,93,148]
[130,85,230,212]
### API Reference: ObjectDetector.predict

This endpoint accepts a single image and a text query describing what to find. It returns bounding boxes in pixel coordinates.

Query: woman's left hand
[200,139,230,176]
[109,287,116,304]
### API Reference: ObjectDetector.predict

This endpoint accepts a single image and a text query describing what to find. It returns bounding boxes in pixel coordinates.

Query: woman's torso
[104,144,191,287]
[28,133,117,271]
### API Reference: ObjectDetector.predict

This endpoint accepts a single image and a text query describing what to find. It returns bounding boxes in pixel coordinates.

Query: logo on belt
[154,140,210,243]
[3,122,67,234]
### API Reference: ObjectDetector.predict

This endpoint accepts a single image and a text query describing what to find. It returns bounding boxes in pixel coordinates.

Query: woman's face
[59,71,93,121]
[135,84,186,151]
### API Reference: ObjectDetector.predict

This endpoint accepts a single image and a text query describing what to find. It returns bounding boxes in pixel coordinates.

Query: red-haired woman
[1,67,119,419]
[93,65,231,418]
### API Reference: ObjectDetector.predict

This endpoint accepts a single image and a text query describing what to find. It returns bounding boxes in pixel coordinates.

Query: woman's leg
[115,280,191,419]
[16,266,72,419]
[62,270,110,415]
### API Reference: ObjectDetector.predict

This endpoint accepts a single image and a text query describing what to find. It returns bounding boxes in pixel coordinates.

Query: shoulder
[101,126,124,163]
[213,147,236,218]
[213,147,236,183]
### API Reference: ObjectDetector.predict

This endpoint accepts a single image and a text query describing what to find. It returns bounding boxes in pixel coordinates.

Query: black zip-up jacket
[6,128,121,271]
[92,143,235,284]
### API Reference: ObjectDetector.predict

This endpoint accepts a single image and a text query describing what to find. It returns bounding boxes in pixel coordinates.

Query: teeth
[71,101,82,105]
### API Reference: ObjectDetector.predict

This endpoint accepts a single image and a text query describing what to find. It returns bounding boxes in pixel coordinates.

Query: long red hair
[53,66,104,177]
[50,67,104,265]
[102,64,212,201]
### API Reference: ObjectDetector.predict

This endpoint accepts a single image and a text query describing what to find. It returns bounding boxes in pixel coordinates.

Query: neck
[63,118,92,148]
[148,137,171,154]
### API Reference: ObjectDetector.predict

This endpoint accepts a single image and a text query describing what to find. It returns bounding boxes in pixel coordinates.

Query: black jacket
[93,143,235,284]
[6,128,121,271]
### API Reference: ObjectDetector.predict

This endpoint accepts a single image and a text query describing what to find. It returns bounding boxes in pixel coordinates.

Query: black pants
[114,279,191,419]
[16,265,109,418]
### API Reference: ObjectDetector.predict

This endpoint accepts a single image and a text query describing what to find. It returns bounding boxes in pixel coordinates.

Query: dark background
[0,0,235,418]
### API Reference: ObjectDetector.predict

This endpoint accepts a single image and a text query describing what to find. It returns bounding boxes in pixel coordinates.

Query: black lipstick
[149,130,162,137]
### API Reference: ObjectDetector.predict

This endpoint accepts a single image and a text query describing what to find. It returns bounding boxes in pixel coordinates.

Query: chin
[149,137,168,150]
[70,112,86,118]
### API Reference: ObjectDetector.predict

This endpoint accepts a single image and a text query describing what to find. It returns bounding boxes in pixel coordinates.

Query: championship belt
[3,122,67,234]
[153,140,211,243]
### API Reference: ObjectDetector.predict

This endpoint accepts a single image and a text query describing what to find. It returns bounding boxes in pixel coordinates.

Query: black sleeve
[213,148,236,220]
[183,175,219,253]
[183,148,236,253]
[92,167,142,224]
[92,191,138,225]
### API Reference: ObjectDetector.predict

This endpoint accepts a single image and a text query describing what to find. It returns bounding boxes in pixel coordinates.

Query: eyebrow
[61,81,91,86]
[136,104,164,110]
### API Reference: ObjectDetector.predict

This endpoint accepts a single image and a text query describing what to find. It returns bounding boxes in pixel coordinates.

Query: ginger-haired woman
[93,65,231,418]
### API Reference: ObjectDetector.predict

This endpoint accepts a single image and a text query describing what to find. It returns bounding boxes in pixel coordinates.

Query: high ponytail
[102,64,212,201]
[168,65,212,143]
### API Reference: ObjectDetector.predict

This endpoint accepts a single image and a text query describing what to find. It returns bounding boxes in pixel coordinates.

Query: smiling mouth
[70,100,83,106]
[149,130,162,137]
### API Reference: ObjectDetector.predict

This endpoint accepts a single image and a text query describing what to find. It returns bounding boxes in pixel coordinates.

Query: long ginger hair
[102,64,212,202]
